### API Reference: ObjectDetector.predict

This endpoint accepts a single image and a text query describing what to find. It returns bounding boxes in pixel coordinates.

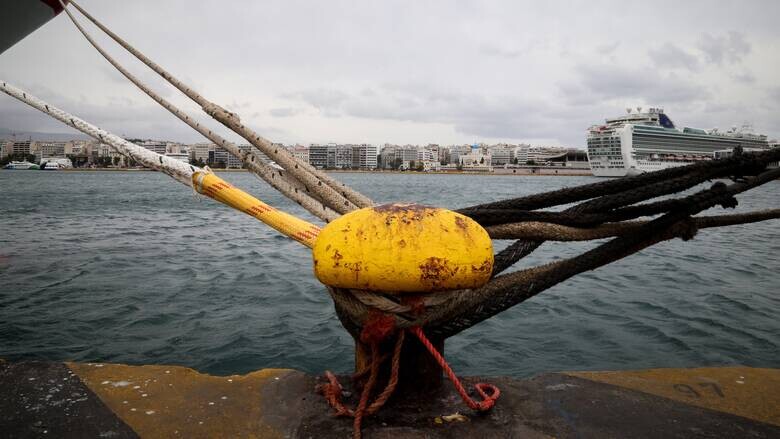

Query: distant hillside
[0,128,92,142]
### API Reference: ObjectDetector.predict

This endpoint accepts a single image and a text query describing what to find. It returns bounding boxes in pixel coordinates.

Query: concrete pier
[1,359,778,438]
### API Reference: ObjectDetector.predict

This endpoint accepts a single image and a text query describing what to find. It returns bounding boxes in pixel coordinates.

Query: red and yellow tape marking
[193,171,321,248]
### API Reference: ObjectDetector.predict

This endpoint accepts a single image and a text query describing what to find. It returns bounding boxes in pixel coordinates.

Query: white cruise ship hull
[588,123,769,178]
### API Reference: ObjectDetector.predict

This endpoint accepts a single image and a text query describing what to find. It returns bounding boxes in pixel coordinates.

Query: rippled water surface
[1,170,778,376]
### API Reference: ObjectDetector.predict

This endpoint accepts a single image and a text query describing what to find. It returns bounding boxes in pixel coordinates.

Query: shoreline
[3,167,594,177]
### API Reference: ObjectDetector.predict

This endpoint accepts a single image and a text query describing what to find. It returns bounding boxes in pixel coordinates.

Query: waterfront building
[490,144,515,166]
[38,141,67,162]
[1,141,12,158]
[189,143,213,164]
[378,144,399,169]
[417,148,434,163]
[458,143,492,171]
[137,140,167,155]
[290,145,309,164]
[227,145,245,168]
[12,140,32,157]
[334,144,352,169]
[165,152,190,163]
[448,145,471,165]
[309,144,329,168]
[526,146,569,165]
[211,147,230,168]
[351,144,377,170]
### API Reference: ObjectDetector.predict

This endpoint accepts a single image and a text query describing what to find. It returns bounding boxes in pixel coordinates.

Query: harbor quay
[2,360,779,438]
[1,138,591,173]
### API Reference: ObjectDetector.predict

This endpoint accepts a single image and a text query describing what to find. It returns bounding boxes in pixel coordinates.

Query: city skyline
[1,1,779,148]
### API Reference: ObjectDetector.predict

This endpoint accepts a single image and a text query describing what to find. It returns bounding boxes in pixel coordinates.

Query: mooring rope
[422,168,780,338]
[58,1,339,222]
[67,0,373,212]
[0,80,194,185]
[485,209,780,241]
[0,80,322,247]
[456,150,777,215]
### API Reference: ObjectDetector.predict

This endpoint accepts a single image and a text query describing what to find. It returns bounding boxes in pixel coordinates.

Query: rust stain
[471,259,493,273]
[372,203,433,214]
[419,257,457,287]
[332,249,343,267]
[398,239,406,248]
[454,216,468,231]
[343,261,363,282]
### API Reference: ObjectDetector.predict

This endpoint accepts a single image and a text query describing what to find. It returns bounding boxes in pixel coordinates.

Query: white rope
[59,0,339,222]
[68,0,373,212]
[0,80,196,186]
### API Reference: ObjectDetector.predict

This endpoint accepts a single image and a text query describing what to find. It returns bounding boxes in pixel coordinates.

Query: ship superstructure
[587,107,770,177]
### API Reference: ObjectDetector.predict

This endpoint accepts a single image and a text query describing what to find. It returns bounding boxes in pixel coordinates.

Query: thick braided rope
[1,80,326,248]
[59,1,339,222]
[420,169,780,338]
[478,156,774,275]
[464,154,780,228]
[456,149,780,215]
[486,209,780,241]
[491,240,542,275]
[68,0,372,212]
[0,80,194,185]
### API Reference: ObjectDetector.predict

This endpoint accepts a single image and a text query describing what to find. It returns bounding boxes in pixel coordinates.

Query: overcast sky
[1,0,778,148]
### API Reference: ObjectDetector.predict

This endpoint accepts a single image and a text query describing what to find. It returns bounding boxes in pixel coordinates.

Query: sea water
[1,170,778,376]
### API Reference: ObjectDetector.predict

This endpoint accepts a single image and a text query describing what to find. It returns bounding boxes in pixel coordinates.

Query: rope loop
[408,326,500,412]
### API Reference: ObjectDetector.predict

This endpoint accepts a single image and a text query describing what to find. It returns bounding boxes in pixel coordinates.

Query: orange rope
[409,326,500,411]
[317,331,405,439]
[319,323,499,438]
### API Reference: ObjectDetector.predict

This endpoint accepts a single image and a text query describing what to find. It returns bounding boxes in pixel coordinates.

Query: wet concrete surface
[2,360,779,438]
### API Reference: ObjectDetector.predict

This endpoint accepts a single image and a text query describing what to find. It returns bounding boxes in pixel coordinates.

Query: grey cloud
[0,82,245,143]
[648,42,700,71]
[731,71,756,84]
[697,31,751,65]
[596,42,620,55]
[269,107,303,118]
[288,83,590,145]
[560,64,709,106]
[480,42,524,58]
[2,0,778,145]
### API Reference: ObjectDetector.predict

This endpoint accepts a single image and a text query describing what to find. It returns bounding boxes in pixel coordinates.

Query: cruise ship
[587,107,770,177]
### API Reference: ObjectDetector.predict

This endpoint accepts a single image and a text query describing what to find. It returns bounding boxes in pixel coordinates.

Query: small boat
[3,160,39,170]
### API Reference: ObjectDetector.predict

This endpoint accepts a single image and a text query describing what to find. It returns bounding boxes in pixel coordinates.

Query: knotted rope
[318,314,499,439]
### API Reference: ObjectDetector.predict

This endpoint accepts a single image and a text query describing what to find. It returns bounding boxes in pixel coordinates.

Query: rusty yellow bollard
[312,203,493,293]
[313,203,494,393]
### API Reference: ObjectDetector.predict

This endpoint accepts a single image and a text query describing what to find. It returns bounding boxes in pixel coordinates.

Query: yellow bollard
[312,203,493,293]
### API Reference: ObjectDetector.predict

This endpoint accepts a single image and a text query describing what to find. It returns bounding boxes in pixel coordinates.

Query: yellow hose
[193,171,321,248]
